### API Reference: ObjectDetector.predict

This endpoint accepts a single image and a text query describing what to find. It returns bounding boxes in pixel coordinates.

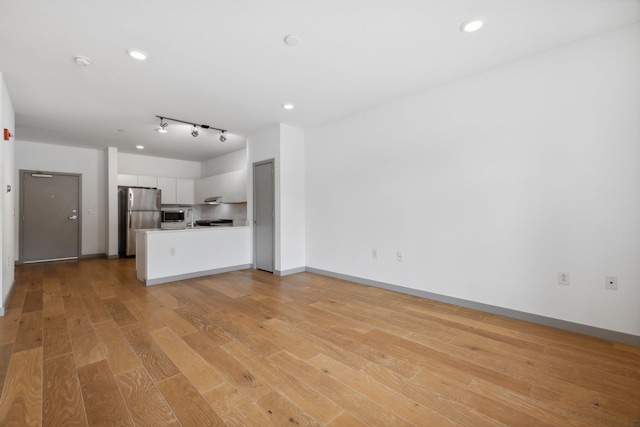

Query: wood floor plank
[203,382,274,427]
[307,352,459,426]
[42,313,72,360]
[269,350,414,427]
[67,316,106,368]
[182,332,271,401]
[101,297,138,327]
[156,374,225,426]
[93,320,142,375]
[0,347,43,427]
[222,340,343,424]
[13,311,43,353]
[0,309,21,346]
[121,323,180,382]
[115,366,180,427]
[256,390,321,426]
[22,290,43,313]
[77,359,134,426]
[150,327,225,393]
[43,353,87,426]
[0,343,14,395]
[81,296,112,324]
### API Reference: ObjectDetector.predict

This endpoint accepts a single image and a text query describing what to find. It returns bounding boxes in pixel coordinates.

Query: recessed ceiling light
[126,49,148,61]
[136,145,144,150]
[283,35,301,46]
[282,103,294,110]
[74,56,92,66]
[461,19,484,33]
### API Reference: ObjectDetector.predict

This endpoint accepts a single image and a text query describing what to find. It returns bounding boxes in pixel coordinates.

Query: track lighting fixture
[156,117,168,133]
[155,115,227,142]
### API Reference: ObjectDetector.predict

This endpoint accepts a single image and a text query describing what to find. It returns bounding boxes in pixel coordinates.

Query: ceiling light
[136,145,144,150]
[126,49,148,60]
[282,103,294,110]
[155,115,227,141]
[74,56,92,66]
[156,117,168,133]
[461,19,484,33]
[283,35,301,46]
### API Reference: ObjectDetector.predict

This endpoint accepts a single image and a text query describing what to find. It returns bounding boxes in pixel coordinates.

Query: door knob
[68,215,78,220]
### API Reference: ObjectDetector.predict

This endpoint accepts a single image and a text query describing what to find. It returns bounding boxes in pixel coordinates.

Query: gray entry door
[21,172,80,263]
[254,160,274,272]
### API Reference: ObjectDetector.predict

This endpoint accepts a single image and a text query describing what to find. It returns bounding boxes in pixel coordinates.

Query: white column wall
[280,124,306,272]
[1,74,16,312]
[305,24,640,336]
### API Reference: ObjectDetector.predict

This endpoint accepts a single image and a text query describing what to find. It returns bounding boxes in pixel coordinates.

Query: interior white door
[21,171,80,263]
[254,160,274,272]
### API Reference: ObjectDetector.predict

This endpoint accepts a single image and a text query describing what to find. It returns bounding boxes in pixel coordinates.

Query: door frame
[18,170,82,264]
[253,159,275,272]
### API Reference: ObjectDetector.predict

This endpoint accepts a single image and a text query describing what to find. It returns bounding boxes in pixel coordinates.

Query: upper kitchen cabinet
[157,177,177,204]
[176,178,195,205]
[195,169,246,204]
[158,177,195,205]
[118,174,158,188]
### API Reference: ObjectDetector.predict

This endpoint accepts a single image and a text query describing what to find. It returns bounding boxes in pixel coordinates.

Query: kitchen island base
[136,226,251,286]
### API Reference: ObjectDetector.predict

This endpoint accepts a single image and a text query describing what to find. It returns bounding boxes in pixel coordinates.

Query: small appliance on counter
[162,209,185,222]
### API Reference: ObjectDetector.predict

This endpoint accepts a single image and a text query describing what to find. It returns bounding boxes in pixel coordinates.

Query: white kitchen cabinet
[176,178,195,205]
[138,175,158,188]
[195,170,246,204]
[157,177,177,204]
[195,175,217,204]
[117,174,139,187]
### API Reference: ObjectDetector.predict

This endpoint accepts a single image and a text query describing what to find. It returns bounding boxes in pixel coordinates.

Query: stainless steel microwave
[161,210,185,222]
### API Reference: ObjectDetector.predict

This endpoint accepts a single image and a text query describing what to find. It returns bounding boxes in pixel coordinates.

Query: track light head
[156,117,168,133]
[191,125,199,137]
[219,131,227,142]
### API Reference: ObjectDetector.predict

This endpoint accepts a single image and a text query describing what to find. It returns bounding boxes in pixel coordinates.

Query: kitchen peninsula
[136,226,251,285]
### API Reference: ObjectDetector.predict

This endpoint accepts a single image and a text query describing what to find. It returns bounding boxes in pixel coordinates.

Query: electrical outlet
[558,272,570,286]
[169,247,176,256]
[397,252,403,262]
[372,249,378,259]
[605,276,617,290]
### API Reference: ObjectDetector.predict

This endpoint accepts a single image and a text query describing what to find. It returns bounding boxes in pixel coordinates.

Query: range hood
[204,196,222,205]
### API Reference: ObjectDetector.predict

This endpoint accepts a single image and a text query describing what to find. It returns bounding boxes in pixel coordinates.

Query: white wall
[1,74,16,312]
[305,24,640,336]
[118,152,201,179]
[15,141,107,258]
[201,149,247,176]
[280,125,306,271]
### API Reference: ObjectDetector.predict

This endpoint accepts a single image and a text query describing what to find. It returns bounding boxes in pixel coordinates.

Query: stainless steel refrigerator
[118,187,161,257]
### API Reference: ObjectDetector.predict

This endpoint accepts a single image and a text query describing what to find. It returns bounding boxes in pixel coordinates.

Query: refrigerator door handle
[129,211,132,228]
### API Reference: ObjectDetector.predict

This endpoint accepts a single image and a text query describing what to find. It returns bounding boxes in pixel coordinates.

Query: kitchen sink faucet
[187,208,194,228]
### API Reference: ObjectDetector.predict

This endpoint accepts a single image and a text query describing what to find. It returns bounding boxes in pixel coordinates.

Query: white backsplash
[201,203,247,222]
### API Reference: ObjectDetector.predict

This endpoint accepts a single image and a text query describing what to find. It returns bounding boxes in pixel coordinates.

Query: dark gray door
[254,160,274,272]
[21,172,80,263]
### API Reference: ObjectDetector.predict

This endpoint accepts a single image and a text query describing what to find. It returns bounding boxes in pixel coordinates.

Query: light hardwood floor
[0,258,639,426]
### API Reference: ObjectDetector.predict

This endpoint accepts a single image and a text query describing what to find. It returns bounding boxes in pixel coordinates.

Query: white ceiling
[1,0,638,162]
